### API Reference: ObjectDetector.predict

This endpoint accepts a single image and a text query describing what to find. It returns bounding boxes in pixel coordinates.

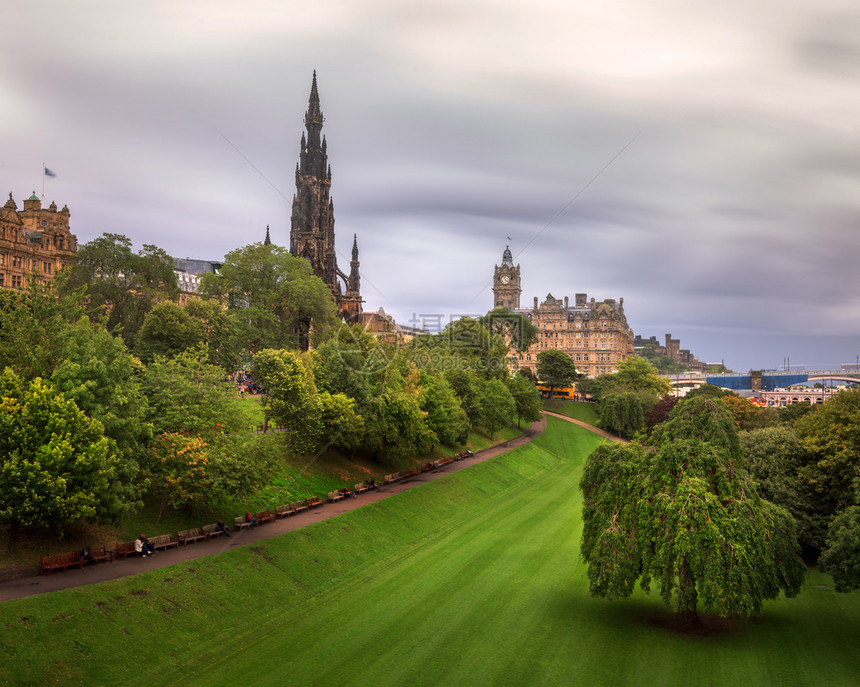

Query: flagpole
[42,163,45,201]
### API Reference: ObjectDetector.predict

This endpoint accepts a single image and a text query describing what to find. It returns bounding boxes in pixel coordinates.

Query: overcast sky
[3,1,859,372]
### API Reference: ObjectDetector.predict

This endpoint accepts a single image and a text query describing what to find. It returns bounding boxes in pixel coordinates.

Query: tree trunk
[676,561,701,626]
[155,491,169,526]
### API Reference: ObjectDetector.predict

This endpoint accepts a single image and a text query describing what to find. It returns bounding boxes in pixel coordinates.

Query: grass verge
[2,417,858,687]
[543,398,600,425]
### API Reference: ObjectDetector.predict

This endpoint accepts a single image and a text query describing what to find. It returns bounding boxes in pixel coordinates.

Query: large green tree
[140,346,239,438]
[0,370,117,539]
[536,349,577,398]
[199,243,337,353]
[819,503,860,593]
[597,391,645,439]
[507,374,543,428]
[62,233,178,349]
[580,397,805,623]
[480,379,516,438]
[49,317,151,520]
[135,300,205,363]
[252,348,322,452]
[479,307,539,354]
[0,280,86,380]
[419,373,470,445]
[795,388,860,533]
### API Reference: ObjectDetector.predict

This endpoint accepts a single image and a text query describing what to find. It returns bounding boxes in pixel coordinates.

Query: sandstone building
[289,72,362,321]
[633,333,706,372]
[0,192,77,291]
[491,246,634,378]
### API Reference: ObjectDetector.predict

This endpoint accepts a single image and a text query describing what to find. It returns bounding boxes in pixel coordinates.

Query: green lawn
[2,417,858,686]
[543,398,600,426]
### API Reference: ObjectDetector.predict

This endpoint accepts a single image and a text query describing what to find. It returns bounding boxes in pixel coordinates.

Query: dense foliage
[581,397,806,621]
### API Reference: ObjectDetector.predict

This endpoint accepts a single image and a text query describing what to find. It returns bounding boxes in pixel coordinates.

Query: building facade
[633,333,706,372]
[289,72,362,321]
[491,246,634,378]
[0,192,77,291]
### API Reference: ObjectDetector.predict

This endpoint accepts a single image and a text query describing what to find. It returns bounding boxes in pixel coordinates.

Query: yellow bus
[536,384,576,400]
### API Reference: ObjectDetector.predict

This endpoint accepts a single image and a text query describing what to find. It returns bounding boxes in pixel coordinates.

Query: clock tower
[492,245,521,310]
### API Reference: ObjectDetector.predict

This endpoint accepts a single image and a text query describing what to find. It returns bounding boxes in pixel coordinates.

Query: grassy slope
[2,417,859,686]
[542,399,600,426]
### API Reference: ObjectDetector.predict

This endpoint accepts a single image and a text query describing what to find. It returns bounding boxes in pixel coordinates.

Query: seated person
[79,547,92,563]
[214,520,231,537]
[245,512,258,528]
[139,534,156,556]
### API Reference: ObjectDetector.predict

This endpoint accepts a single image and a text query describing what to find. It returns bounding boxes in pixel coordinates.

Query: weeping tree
[580,397,805,624]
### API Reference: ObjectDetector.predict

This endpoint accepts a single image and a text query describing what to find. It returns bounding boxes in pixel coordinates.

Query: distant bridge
[664,370,860,392]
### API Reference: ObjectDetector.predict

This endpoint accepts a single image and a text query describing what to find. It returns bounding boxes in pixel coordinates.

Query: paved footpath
[3,414,601,603]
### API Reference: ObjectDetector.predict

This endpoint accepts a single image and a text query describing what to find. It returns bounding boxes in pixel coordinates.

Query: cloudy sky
[3,0,859,372]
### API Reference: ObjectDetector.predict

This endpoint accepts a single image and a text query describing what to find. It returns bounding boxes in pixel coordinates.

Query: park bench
[354,482,369,495]
[291,500,309,514]
[115,541,138,559]
[327,490,344,503]
[178,527,207,546]
[40,552,84,575]
[234,515,254,530]
[275,504,294,518]
[254,509,273,525]
[86,545,113,565]
[202,523,228,539]
[305,496,324,509]
[149,533,178,551]
[384,473,399,485]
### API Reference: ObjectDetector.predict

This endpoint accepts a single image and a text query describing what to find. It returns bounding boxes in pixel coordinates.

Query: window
[11,275,22,287]
[0,254,4,265]
[12,255,22,268]
[0,273,3,286]
[43,262,52,274]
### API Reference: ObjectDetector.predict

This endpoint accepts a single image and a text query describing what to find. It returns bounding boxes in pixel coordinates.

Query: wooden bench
[291,500,308,514]
[328,490,344,503]
[178,527,207,546]
[115,541,138,560]
[275,504,294,518]
[202,523,228,539]
[87,545,113,565]
[354,482,369,495]
[234,515,253,530]
[149,533,178,551]
[254,509,273,525]
[305,496,324,509]
[40,552,84,575]
[384,473,399,485]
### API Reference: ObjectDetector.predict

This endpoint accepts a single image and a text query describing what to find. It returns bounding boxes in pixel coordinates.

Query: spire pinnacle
[264,225,271,245]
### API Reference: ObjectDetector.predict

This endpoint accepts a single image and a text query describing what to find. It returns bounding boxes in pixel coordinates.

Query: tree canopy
[62,233,178,349]
[580,396,805,622]
[536,349,577,397]
[198,242,337,354]
[0,370,117,536]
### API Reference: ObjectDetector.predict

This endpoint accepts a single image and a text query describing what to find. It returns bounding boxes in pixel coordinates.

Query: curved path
[542,411,629,443]
[1,416,558,603]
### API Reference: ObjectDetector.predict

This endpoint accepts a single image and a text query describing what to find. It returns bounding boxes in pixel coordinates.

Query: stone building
[491,246,634,378]
[633,333,705,372]
[289,72,362,321]
[0,192,77,291]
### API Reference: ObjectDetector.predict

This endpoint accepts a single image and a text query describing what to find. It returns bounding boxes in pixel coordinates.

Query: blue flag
[44,167,56,177]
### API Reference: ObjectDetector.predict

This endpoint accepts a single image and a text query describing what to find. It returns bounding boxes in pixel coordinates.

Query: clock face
[500,275,510,285]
